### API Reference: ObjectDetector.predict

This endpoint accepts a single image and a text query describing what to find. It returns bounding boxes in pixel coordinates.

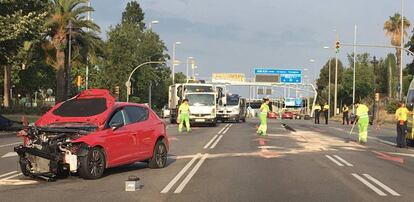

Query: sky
[92,0,414,97]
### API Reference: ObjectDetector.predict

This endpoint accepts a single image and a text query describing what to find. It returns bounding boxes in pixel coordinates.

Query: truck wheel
[79,147,106,179]
[148,140,168,169]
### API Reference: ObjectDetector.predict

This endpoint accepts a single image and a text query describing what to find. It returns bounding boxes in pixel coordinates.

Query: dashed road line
[1,152,18,158]
[1,173,22,181]
[333,155,353,167]
[222,124,232,134]
[203,135,218,149]
[371,137,397,147]
[325,155,344,167]
[217,124,230,134]
[161,153,201,193]
[363,174,400,196]
[0,171,18,178]
[210,135,223,149]
[352,173,387,196]
[0,142,20,148]
[174,153,209,193]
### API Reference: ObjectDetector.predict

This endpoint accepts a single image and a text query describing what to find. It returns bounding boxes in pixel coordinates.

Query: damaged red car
[14,89,169,180]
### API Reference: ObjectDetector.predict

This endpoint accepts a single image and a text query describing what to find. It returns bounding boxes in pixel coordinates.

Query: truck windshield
[226,96,240,106]
[187,94,215,106]
[185,85,213,93]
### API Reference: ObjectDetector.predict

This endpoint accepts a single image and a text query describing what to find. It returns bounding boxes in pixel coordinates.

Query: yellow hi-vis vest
[356,104,369,119]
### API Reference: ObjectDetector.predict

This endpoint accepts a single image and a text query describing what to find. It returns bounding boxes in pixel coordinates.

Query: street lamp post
[186,57,193,82]
[172,41,181,84]
[148,20,159,29]
[400,0,404,100]
[371,56,379,122]
[126,61,165,102]
[192,65,198,80]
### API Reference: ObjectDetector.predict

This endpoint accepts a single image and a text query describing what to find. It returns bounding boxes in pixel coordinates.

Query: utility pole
[399,0,404,100]
[86,0,91,90]
[352,25,357,113]
[328,59,331,116]
[334,31,339,115]
[148,82,152,108]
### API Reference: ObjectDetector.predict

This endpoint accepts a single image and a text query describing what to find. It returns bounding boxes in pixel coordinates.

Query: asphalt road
[1,118,414,202]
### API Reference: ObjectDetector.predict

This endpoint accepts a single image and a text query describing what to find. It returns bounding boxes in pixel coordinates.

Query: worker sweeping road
[355,101,369,145]
[257,98,270,136]
[178,99,191,133]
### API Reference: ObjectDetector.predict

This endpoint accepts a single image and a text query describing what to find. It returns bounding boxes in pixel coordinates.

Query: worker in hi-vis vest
[257,98,270,136]
[355,100,369,144]
[178,99,191,133]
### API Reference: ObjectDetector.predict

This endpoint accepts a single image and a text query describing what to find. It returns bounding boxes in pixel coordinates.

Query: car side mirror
[110,122,124,130]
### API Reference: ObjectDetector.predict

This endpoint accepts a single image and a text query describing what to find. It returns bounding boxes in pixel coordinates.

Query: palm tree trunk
[55,48,67,103]
[388,60,392,98]
[396,48,402,89]
[3,65,11,108]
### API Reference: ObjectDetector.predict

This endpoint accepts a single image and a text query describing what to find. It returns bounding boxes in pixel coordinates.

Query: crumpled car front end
[14,125,95,180]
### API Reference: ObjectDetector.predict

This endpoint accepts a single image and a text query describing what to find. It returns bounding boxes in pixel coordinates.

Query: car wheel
[149,140,168,169]
[79,147,106,179]
[19,157,31,177]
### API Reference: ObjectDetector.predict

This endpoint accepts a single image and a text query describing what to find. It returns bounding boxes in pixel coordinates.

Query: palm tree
[384,13,411,95]
[44,0,101,102]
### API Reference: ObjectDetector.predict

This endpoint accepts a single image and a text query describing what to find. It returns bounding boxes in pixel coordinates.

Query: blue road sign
[254,68,302,84]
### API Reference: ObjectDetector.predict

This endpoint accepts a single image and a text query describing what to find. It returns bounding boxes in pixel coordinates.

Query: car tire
[79,147,106,179]
[148,140,168,169]
[19,157,31,177]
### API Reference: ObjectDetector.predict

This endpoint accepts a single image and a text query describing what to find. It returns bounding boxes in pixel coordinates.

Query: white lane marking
[1,152,18,158]
[333,155,353,167]
[325,155,344,166]
[352,173,387,196]
[0,173,22,181]
[371,137,397,146]
[218,124,230,134]
[222,125,231,134]
[174,153,209,193]
[363,174,400,196]
[0,142,20,148]
[210,135,223,149]
[161,153,201,194]
[203,135,218,149]
[0,171,18,178]
[171,154,199,160]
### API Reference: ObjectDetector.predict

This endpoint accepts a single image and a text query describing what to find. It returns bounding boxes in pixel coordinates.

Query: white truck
[168,83,217,126]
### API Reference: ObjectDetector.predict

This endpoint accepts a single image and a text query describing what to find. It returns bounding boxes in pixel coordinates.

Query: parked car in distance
[281,111,294,119]
[14,89,169,180]
[268,112,279,119]
[161,105,170,118]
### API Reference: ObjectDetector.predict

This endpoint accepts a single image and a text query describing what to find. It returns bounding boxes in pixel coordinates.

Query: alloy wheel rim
[155,144,167,167]
[89,150,104,176]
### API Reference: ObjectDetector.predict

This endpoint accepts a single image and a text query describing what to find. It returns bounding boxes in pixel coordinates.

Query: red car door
[105,108,136,166]
[124,106,153,159]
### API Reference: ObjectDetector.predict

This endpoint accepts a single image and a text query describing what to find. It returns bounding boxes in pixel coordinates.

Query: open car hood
[35,89,116,127]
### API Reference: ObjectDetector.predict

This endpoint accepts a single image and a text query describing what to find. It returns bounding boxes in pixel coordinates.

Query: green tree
[384,13,411,84]
[43,0,101,103]
[0,0,49,107]
[97,1,171,109]
[316,58,344,103]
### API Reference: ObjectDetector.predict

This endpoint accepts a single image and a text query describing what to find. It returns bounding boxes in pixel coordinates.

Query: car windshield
[226,96,240,106]
[52,98,107,117]
[186,94,215,106]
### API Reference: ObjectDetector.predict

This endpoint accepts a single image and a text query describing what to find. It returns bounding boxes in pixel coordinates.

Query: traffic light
[335,41,340,53]
[76,75,82,87]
